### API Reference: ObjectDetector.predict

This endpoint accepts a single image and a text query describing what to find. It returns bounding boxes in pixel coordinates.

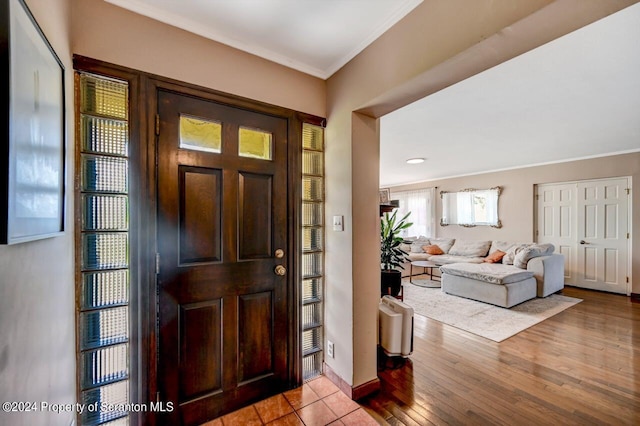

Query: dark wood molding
[323,363,381,401]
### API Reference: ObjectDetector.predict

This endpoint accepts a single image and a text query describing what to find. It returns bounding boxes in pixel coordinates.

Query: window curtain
[389,188,436,238]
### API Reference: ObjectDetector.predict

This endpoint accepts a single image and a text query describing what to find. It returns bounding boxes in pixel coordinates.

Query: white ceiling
[104,0,423,79]
[105,1,640,187]
[380,3,640,187]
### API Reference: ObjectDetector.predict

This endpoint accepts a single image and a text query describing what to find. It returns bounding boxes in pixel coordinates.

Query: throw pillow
[428,238,455,254]
[484,250,506,263]
[422,244,444,255]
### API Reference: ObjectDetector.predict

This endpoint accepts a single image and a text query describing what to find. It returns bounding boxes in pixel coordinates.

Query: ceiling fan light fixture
[406,157,425,164]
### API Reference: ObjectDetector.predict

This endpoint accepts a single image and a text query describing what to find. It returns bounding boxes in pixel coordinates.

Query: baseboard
[323,363,380,400]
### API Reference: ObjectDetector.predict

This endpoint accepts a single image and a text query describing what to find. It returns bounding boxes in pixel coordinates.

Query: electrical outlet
[327,340,335,358]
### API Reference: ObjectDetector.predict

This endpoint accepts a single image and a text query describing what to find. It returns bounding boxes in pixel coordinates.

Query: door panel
[157,89,290,425]
[180,167,222,263]
[179,300,223,400]
[238,291,273,383]
[575,179,629,293]
[536,183,577,284]
[239,172,273,259]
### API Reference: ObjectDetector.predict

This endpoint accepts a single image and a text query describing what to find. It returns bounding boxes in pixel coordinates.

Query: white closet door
[575,178,630,294]
[536,183,577,285]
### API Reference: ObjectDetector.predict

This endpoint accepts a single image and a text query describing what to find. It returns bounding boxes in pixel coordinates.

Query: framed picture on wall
[379,188,390,204]
[0,0,65,244]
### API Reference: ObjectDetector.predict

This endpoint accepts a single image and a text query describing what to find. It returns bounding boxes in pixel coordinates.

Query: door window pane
[179,115,222,153]
[239,127,272,160]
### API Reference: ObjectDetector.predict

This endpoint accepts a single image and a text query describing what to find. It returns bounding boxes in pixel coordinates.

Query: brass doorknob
[275,265,286,276]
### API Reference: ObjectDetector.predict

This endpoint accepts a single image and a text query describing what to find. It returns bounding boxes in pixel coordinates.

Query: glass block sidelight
[301,123,325,382]
[82,233,129,270]
[302,252,323,279]
[302,176,323,202]
[179,115,222,153]
[81,115,128,157]
[302,303,322,329]
[77,72,131,425]
[302,227,323,252]
[81,380,129,425]
[302,150,323,176]
[302,202,323,227]
[82,270,129,310]
[80,74,128,120]
[302,351,323,381]
[81,344,129,389]
[82,155,128,194]
[302,124,324,151]
[302,277,322,304]
[83,195,128,231]
[80,306,129,350]
[302,327,322,356]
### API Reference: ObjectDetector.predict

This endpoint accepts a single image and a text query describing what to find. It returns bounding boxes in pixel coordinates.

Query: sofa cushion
[428,238,455,254]
[429,254,484,265]
[513,243,555,269]
[422,244,444,255]
[449,240,492,257]
[440,263,535,285]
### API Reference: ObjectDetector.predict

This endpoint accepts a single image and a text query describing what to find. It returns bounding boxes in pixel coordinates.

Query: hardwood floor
[361,287,640,425]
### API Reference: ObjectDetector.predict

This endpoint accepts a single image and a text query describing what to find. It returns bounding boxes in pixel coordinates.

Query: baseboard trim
[323,363,380,400]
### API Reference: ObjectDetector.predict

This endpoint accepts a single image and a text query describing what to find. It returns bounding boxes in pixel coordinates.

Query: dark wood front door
[156,89,290,425]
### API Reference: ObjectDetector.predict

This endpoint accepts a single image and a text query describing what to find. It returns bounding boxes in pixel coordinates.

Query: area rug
[408,278,441,288]
[402,282,582,342]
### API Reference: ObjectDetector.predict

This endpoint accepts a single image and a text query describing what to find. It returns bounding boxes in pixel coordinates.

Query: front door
[156,89,290,425]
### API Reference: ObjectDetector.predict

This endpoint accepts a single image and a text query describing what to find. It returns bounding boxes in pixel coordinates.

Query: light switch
[332,215,344,231]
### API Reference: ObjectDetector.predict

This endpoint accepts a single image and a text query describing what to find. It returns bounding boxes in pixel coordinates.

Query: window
[77,72,131,425]
[301,123,324,380]
[390,188,436,238]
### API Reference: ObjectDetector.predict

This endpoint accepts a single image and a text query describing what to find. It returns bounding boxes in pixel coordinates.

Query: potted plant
[381,210,412,297]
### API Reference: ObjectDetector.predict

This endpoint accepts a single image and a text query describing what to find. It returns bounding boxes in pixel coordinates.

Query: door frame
[73,55,324,425]
[535,176,633,295]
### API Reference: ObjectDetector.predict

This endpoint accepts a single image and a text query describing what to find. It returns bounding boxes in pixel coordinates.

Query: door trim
[535,176,632,295]
[73,55,324,425]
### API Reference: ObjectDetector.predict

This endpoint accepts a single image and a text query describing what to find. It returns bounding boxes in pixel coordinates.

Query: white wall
[0,1,76,425]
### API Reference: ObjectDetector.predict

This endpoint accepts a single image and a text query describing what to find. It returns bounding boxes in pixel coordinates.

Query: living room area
[371,4,639,423]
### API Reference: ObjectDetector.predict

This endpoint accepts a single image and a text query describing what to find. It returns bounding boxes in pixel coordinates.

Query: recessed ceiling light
[406,158,425,164]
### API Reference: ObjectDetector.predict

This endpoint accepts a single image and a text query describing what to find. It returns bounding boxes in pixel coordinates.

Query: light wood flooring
[361,286,640,425]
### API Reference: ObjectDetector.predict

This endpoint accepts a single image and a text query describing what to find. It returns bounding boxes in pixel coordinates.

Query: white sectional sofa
[399,238,565,307]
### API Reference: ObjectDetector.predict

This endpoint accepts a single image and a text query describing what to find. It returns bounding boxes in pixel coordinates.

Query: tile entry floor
[202,375,380,425]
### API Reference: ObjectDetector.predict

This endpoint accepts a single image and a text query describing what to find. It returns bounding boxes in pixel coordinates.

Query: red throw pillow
[422,244,444,255]
[484,250,506,263]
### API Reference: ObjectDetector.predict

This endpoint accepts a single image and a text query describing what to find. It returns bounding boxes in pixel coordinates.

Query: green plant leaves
[380,210,412,270]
